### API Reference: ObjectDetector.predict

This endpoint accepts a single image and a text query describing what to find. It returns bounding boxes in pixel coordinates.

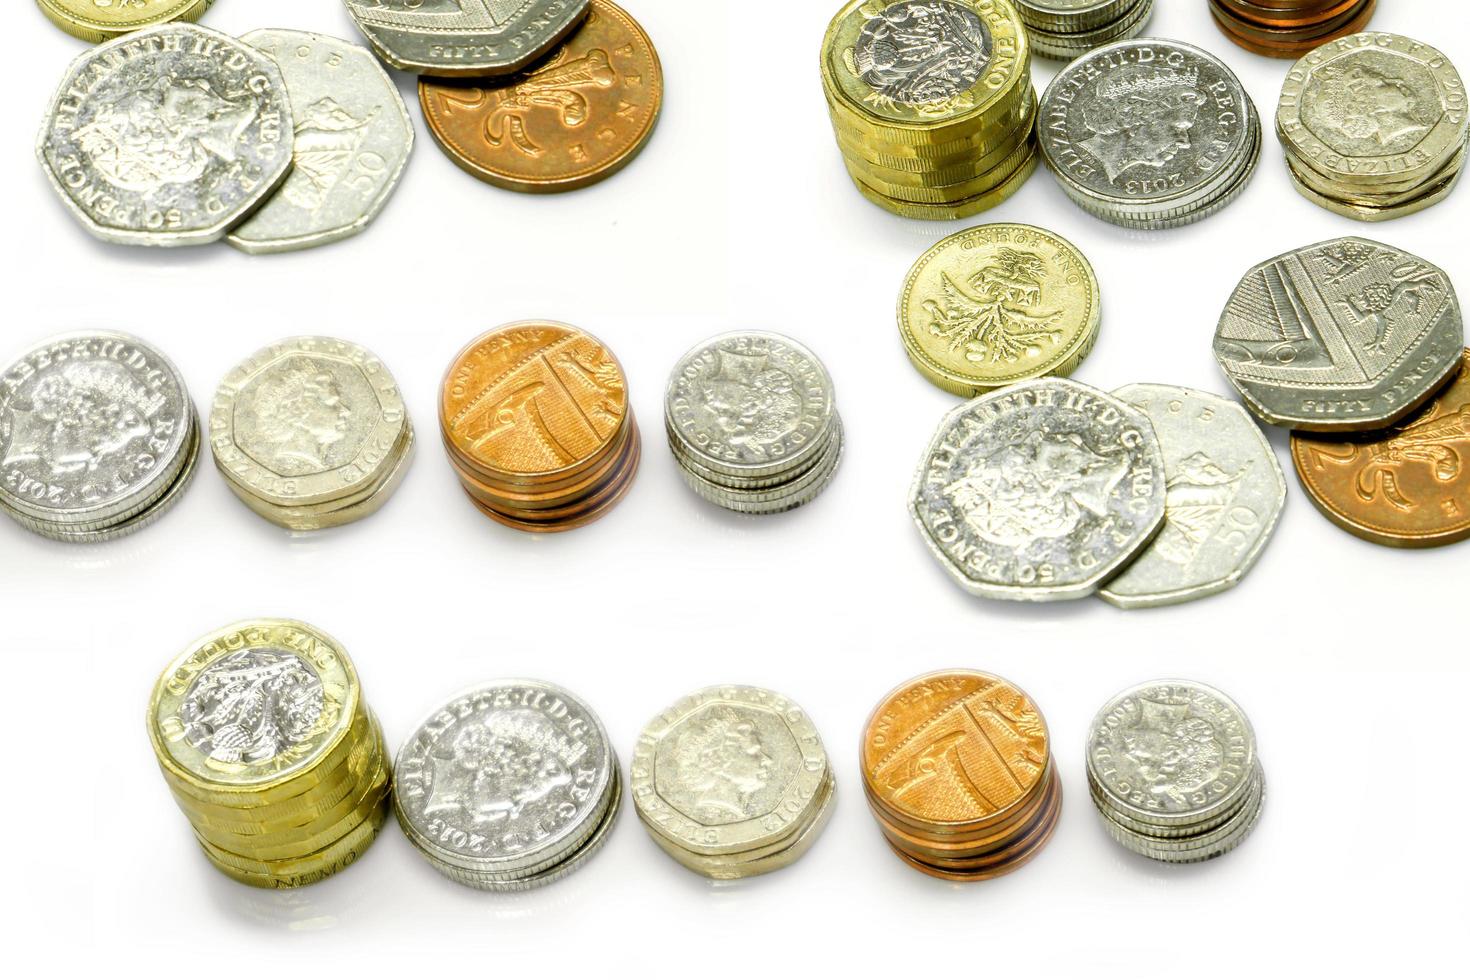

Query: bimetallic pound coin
[36,0,211,44]
[1099,385,1287,608]
[1214,238,1464,432]
[37,24,294,247]
[910,378,1167,602]
[420,0,662,193]
[343,0,591,77]
[227,31,415,254]
[1291,348,1470,548]
[898,224,1100,396]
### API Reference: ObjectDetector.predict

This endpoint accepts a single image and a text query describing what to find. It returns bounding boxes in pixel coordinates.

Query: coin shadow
[200,855,369,932]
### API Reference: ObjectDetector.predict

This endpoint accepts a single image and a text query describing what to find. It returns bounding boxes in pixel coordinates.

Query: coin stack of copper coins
[861,671,1063,880]
[1087,680,1267,863]
[631,686,837,880]
[147,619,391,888]
[820,0,1038,220]
[1209,0,1377,58]
[1017,0,1154,61]
[1277,34,1468,222]
[439,321,641,532]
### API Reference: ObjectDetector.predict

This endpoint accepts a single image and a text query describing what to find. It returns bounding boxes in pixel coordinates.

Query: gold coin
[37,0,210,43]
[898,223,1100,396]
[195,796,388,889]
[849,147,1038,220]
[1286,160,1465,221]
[844,136,1035,203]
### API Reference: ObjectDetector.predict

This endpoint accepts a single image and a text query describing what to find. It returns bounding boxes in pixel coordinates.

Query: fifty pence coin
[910,378,1167,602]
[227,31,414,254]
[1214,238,1464,431]
[37,24,294,247]
[343,0,591,78]
[1099,385,1287,609]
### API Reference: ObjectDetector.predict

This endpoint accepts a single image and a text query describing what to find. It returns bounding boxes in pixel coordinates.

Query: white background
[4,0,1465,974]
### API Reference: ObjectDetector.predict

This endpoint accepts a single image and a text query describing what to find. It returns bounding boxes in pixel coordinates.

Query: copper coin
[1210,0,1376,56]
[1292,351,1470,548]
[881,772,1063,881]
[419,0,663,193]
[460,423,642,520]
[464,431,641,533]
[862,670,1051,833]
[448,416,636,505]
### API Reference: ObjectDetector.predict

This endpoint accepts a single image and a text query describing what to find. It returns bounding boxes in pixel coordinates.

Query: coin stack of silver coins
[1017,0,1154,61]
[1277,34,1469,223]
[665,332,844,514]
[0,332,201,543]
[209,338,415,532]
[37,24,413,253]
[1087,680,1266,863]
[631,686,836,880]
[1039,39,1261,229]
[393,682,622,891]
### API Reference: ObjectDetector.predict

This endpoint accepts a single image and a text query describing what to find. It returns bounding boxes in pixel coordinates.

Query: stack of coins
[665,332,844,514]
[147,619,391,888]
[36,0,213,42]
[1087,680,1266,863]
[1017,0,1154,62]
[819,0,1039,220]
[1210,0,1377,58]
[209,338,415,532]
[0,332,201,543]
[1277,34,1468,222]
[394,681,621,891]
[440,321,642,532]
[1039,39,1262,229]
[897,223,1101,396]
[861,670,1062,880]
[632,685,836,880]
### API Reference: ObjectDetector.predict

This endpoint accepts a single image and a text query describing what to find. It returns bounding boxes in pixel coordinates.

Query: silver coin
[665,332,838,481]
[1097,769,1265,863]
[853,1,993,107]
[631,685,832,860]
[343,0,591,78]
[910,378,1167,602]
[1098,385,1286,609]
[1087,679,1258,830]
[0,332,194,530]
[393,680,615,877]
[37,24,294,248]
[1025,0,1153,63]
[1214,238,1464,432]
[673,419,844,516]
[209,336,411,513]
[226,31,414,255]
[1038,39,1256,224]
[1016,0,1137,33]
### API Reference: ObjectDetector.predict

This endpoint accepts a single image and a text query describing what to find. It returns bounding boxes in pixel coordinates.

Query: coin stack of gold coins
[820,0,1038,220]
[439,321,642,532]
[1277,33,1469,222]
[861,670,1062,880]
[148,619,391,888]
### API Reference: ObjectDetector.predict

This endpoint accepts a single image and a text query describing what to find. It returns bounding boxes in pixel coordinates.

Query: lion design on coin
[179,650,326,765]
[2,361,155,476]
[699,349,803,449]
[425,711,574,826]
[1120,698,1225,807]
[1080,63,1208,183]
[241,357,353,475]
[944,430,1129,547]
[663,706,776,823]
[74,77,259,193]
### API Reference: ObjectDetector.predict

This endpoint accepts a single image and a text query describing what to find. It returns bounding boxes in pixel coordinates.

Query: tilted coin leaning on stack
[344,0,591,77]
[0,332,200,543]
[210,337,415,532]
[820,0,1039,220]
[394,681,621,891]
[862,670,1062,881]
[36,0,214,43]
[898,223,1101,396]
[1016,0,1154,62]
[1087,680,1266,863]
[1039,39,1262,229]
[148,619,392,888]
[1277,33,1469,222]
[36,23,413,253]
[665,332,844,514]
[440,321,642,532]
[1210,0,1378,59]
[631,685,836,880]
